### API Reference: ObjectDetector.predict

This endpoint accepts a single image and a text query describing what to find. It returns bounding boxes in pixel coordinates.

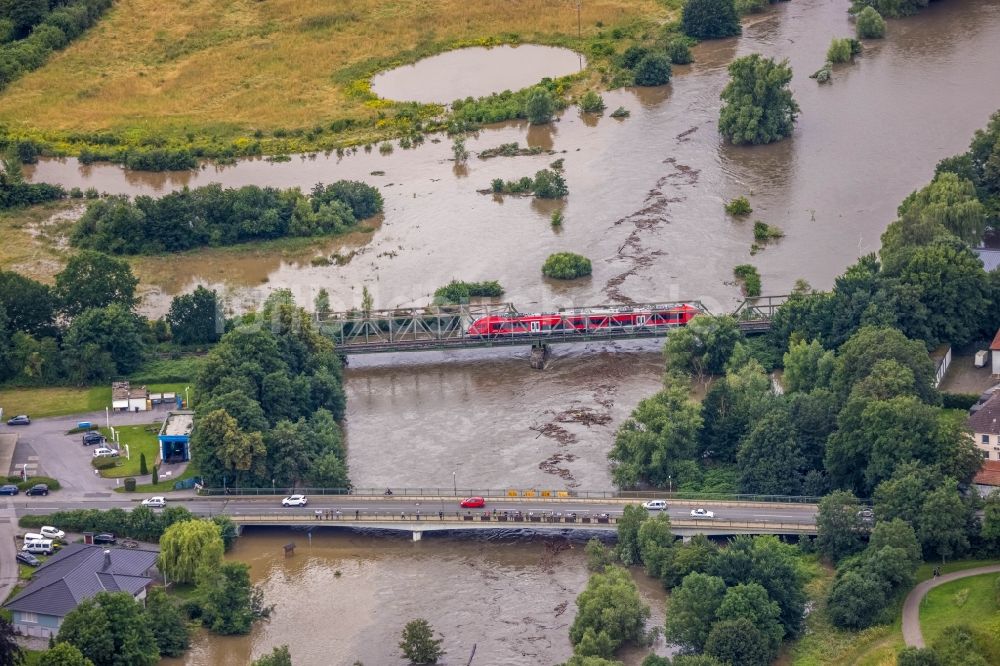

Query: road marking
[753,514,804,518]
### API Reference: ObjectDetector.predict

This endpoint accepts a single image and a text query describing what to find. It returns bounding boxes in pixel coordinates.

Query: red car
[460,496,485,508]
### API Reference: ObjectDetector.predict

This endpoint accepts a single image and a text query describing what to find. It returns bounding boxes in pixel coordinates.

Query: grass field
[97,423,162,477]
[0,380,193,420]
[0,201,78,282]
[0,0,670,154]
[919,573,1000,647]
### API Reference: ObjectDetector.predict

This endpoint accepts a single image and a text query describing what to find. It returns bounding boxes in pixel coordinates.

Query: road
[10,496,818,525]
[901,565,1000,648]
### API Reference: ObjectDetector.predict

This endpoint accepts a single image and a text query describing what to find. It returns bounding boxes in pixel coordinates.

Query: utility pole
[577,1,582,40]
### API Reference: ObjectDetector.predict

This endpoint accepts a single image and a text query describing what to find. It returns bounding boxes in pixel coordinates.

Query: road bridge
[316,295,786,363]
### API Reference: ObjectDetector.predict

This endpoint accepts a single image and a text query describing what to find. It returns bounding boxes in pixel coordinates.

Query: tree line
[70,180,383,255]
[0,0,113,91]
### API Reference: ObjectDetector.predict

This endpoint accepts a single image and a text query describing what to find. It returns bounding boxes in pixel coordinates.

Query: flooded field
[164,529,672,666]
[370,44,586,103]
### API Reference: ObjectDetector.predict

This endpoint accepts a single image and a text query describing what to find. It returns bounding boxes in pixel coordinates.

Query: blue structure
[158,410,194,463]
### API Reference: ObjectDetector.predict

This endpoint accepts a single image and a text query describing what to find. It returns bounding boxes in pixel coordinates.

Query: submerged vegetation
[733,264,762,296]
[542,252,592,280]
[432,280,504,304]
[725,196,753,216]
[490,169,568,199]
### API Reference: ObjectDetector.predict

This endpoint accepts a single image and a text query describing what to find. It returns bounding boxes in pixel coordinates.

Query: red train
[467,303,702,337]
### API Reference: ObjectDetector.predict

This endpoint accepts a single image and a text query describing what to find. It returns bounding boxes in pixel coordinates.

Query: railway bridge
[317,295,787,366]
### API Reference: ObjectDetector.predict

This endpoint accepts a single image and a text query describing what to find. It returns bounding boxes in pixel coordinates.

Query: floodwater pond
[163,528,672,666]
[370,44,586,103]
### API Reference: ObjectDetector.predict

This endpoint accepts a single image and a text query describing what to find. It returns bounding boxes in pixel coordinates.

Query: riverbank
[0,0,672,164]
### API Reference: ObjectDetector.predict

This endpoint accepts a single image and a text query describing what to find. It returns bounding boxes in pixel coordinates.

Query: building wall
[993,350,1000,377]
[13,610,61,637]
[974,432,1000,459]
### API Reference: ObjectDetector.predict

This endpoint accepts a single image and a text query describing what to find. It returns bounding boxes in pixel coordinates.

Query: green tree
[252,645,292,666]
[0,615,23,666]
[0,270,59,337]
[139,453,148,476]
[855,6,887,38]
[672,657,725,666]
[918,483,970,562]
[37,643,93,666]
[586,537,615,572]
[615,504,648,566]
[579,91,606,113]
[55,250,139,317]
[158,519,225,584]
[816,491,865,562]
[197,561,266,635]
[981,491,1000,555]
[64,304,146,378]
[192,409,269,488]
[663,534,718,589]
[167,286,222,345]
[831,326,937,403]
[663,315,741,377]
[663,572,726,651]
[569,566,651,657]
[144,587,189,657]
[682,0,741,39]
[869,518,922,569]
[2,0,47,36]
[399,619,444,664]
[781,339,835,394]
[637,512,674,578]
[704,618,772,666]
[563,655,624,666]
[525,87,555,125]
[212,515,240,551]
[609,377,703,488]
[633,54,672,86]
[542,252,592,279]
[313,288,331,319]
[930,624,990,666]
[826,568,889,629]
[719,54,799,145]
[737,406,804,495]
[57,592,158,666]
[716,582,783,655]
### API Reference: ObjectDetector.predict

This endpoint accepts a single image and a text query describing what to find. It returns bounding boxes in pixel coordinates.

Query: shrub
[610,107,631,119]
[579,90,606,113]
[753,221,784,242]
[633,54,672,86]
[725,196,753,216]
[13,476,61,491]
[735,0,768,14]
[532,169,569,199]
[734,264,762,296]
[683,0,741,39]
[856,7,887,38]
[140,453,148,476]
[551,209,564,228]
[432,280,504,304]
[542,252,592,279]
[941,392,980,410]
[719,55,798,145]
[827,38,856,64]
[91,457,118,470]
[124,477,137,492]
[525,87,555,125]
[666,39,693,65]
[618,45,651,70]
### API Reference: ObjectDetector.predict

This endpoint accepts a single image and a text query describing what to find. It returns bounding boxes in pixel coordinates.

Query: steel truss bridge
[317,295,786,356]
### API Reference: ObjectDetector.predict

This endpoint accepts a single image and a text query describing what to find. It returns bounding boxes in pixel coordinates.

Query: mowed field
[0,0,667,137]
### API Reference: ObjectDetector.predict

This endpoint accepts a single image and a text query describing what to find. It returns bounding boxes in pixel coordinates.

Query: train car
[467,303,702,338]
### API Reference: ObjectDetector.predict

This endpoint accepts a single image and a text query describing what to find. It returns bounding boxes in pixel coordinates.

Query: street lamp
[453,471,457,495]
[184,386,190,409]
[272,478,275,495]
[668,475,672,496]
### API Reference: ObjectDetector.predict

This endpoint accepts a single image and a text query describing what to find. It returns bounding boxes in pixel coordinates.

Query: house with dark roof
[3,544,158,638]
[969,391,1000,463]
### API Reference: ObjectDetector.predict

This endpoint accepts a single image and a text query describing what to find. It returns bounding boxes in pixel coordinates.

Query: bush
[941,392,980,410]
[633,54,672,86]
[735,0,768,14]
[551,209,564,228]
[525,87,555,125]
[666,39,693,65]
[433,280,504,304]
[683,0,741,39]
[532,169,569,198]
[542,252,592,280]
[579,90,606,113]
[610,106,631,119]
[91,457,118,470]
[725,196,753,216]
[719,55,798,145]
[12,476,61,491]
[856,6,887,38]
[827,38,859,64]
[618,45,651,70]
[753,221,784,242]
[124,477,137,492]
[734,264,762,297]
[139,453,148,476]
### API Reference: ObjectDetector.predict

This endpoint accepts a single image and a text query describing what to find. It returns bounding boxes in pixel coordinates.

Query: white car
[40,526,65,540]
[690,508,715,519]
[282,494,308,507]
[92,447,119,458]
[141,496,166,508]
[642,500,667,511]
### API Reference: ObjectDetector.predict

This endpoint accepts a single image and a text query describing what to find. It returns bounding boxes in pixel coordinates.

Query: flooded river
[166,529,671,666]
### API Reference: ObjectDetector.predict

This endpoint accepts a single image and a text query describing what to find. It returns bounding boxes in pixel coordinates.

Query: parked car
[0,484,18,495]
[16,552,40,567]
[141,496,166,508]
[25,484,49,496]
[92,533,116,545]
[642,500,667,511]
[6,415,30,426]
[92,447,119,458]
[23,532,45,542]
[690,508,715,519]
[282,494,308,507]
[82,431,106,446]
[460,496,485,508]
[40,526,65,540]
[22,540,54,555]
[857,508,875,522]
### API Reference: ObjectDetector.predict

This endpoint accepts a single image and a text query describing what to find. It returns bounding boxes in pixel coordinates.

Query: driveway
[901,564,1000,648]
[0,407,175,499]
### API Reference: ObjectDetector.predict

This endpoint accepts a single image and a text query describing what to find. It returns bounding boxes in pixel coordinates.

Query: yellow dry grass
[0,201,77,282]
[0,0,667,136]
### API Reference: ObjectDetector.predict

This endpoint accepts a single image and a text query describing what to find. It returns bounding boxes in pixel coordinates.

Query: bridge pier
[412,530,422,542]
[530,343,551,370]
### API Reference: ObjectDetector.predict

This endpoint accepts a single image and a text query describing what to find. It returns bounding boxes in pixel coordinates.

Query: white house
[111,381,149,412]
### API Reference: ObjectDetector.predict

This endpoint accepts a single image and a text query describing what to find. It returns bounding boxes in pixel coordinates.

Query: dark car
[16,552,40,567]
[0,484,18,495]
[25,484,49,496]
[82,431,105,446]
[92,533,116,545]
[6,415,30,426]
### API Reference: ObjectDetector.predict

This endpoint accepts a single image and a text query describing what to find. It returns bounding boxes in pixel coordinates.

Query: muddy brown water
[370,44,586,103]
[162,528,672,666]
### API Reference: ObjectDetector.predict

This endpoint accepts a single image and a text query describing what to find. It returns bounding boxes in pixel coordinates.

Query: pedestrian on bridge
[355,510,359,519]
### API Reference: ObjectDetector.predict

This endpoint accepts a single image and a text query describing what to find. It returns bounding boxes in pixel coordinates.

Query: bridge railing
[199,487,825,504]
[228,511,816,532]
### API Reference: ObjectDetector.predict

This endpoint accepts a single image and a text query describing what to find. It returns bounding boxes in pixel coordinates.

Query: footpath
[901,564,1000,648]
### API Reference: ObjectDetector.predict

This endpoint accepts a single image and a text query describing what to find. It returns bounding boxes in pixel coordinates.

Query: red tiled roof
[992,328,1000,351]
[974,460,1000,487]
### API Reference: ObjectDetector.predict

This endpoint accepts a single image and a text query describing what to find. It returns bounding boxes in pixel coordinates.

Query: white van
[23,532,45,542]
[22,539,54,555]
